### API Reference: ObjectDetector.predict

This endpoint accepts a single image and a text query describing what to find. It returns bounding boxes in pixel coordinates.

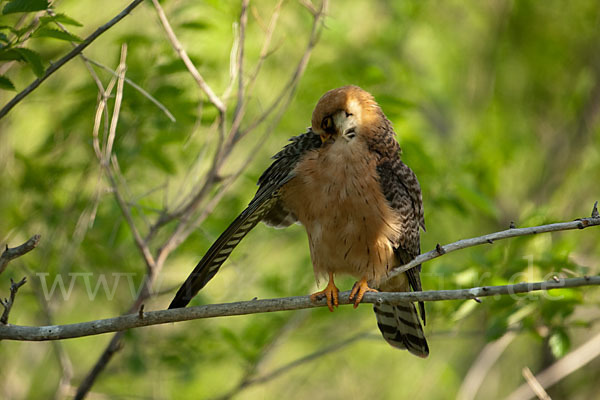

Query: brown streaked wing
[168,130,321,309]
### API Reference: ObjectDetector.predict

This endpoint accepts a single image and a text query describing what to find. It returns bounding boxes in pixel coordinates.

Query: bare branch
[238,0,327,139]
[47,11,175,123]
[390,214,600,279]
[74,332,124,400]
[227,0,283,144]
[233,0,249,120]
[105,45,128,164]
[0,0,145,120]
[245,331,368,387]
[0,276,598,341]
[507,331,600,400]
[46,9,106,94]
[145,0,326,241]
[457,331,517,400]
[521,367,551,400]
[151,0,226,113]
[91,46,156,272]
[0,277,27,324]
[212,311,311,400]
[0,234,41,275]
[84,57,176,122]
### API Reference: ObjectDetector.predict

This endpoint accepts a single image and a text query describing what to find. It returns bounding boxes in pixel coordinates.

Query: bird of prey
[169,85,429,357]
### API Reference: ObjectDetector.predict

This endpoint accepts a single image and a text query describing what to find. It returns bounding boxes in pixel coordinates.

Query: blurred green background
[1,0,599,399]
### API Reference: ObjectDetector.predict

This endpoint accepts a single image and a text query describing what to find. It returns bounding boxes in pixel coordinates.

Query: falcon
[169,85,429,357]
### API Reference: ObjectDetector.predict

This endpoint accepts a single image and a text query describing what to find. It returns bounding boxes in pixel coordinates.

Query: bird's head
[311,85,383,144]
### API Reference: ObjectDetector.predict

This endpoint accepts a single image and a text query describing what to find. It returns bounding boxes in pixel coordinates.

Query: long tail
[373,301,429,357]
[168,198,275,309]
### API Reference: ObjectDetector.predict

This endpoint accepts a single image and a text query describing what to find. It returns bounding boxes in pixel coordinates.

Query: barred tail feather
[168,198,275,309]
[374,301,429,358]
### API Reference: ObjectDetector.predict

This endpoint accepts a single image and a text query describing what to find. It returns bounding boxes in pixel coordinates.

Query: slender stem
[390,216,600,278]
[0,234,41,275]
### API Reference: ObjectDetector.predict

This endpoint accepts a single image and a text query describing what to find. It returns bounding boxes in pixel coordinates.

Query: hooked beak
[320,133,332,143]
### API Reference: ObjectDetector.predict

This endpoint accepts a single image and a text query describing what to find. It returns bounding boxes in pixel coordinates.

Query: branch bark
[151,0,225,113]
[0,276,598,341]
[390,215,600,278]
[0,277,27,324]
[0,234,41,275]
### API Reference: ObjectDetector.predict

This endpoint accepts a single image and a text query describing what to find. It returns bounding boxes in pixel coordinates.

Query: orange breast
[280,138,401,286]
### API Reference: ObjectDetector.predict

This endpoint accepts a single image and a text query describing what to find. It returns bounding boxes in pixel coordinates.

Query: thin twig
[212,311,311,400]
[92,46,156,271]
[1,276,599,341]
[0,0,145,120]
[47,10,175,122]
[507,331,600,400]
[165,0,326,234]
[151,0,225,113]
[146,0,325,240]
[105,44,127,164]
[245,331,369,387]
[0,277,27,324]
[233,0,249,120]
[238,0,327,139]
[84,57,176,122]
[228,0,283,143]
[0,234,41,275]
[521,367,551,400]
[144,0,233,237]
[390,212,600,279]
[46,9,106,94]
[457,331,517,400]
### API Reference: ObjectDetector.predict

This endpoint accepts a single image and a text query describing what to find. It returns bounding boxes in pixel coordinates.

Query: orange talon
[310,272,339,312]
[349,277,378,308]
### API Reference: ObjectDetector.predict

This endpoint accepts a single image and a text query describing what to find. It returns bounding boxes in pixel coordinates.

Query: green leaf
[14,47,44,77]
[0,25,18,34]
[0,32,9,43]
[32,27,81,42]
[486,314,509,341]
[0,48,23,61]
[0,75,16,90]
[180,21,210,30]
[40,13,83,27]
[549,329,571,358]
[2,0,49,14]
[455,183,499,218]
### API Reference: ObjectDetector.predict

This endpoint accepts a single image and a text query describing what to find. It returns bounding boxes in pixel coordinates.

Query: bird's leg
[310,272,339,312]
[348,277,378,308]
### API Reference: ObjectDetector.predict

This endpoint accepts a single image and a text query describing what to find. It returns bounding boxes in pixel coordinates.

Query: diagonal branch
[390,212,600,279]
[46,10,176,122]
[0,277,27,324]
[507,331,600,400]
[0,234,41,275]
[1,276,599,341]
[0,0,145,120]
[151,0,225,113]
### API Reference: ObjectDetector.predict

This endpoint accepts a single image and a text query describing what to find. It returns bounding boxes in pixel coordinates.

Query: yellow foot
[310,272,339,312]
[349,277,378,308]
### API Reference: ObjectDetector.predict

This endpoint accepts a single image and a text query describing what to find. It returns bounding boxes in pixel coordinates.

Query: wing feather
[168,130,321,309]
[376,157,426,324]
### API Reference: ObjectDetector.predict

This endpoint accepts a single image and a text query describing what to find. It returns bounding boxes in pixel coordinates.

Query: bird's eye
[322,116,334,132]
[345,111,353,117]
